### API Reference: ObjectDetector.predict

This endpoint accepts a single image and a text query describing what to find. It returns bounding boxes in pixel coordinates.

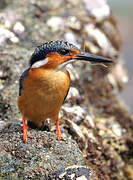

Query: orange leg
[56,119,61,140]
[23,116,28,143]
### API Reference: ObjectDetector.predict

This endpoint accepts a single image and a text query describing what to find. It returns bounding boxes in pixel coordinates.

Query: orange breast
[18,68,70,127]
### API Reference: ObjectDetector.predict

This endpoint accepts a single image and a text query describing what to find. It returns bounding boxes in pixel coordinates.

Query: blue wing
[63,70,70,103]
[19,68,30,96]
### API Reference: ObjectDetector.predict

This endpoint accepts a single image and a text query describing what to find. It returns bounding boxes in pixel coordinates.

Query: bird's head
[30,40,113,69]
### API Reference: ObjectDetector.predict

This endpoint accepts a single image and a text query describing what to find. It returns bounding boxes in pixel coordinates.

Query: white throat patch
[31,58,49,69]
[58,59,75,70]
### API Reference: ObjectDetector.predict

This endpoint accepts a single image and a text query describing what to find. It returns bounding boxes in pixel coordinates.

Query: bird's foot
[23,116,28,143]
[56,120,61,140]
[56,129,61,140]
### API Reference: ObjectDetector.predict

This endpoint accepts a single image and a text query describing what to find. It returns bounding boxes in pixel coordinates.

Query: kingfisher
[18,40,113,143]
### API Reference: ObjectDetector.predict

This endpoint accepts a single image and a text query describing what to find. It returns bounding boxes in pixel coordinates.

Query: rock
[0,121,9,131]
[13,21,25,34]
[56,165,95,179]
[0,123,87,179]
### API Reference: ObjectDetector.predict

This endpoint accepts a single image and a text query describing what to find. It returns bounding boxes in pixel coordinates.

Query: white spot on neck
[31,58,49,69]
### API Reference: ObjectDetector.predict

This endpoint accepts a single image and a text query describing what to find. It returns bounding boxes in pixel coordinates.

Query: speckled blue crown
[29,40,79,66]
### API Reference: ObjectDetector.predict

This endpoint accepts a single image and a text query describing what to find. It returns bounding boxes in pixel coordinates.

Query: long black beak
[75,52,113,64]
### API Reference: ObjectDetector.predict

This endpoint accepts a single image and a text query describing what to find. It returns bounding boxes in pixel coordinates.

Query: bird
[18,40,113,143]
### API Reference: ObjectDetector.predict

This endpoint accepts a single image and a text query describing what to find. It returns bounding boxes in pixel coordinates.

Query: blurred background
[108,0,133,113]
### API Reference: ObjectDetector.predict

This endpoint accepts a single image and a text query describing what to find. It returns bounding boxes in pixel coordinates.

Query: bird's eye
[58,49,70,56]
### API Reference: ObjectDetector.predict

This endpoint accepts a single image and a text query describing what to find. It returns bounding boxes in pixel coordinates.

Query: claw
[23,116,28,143]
